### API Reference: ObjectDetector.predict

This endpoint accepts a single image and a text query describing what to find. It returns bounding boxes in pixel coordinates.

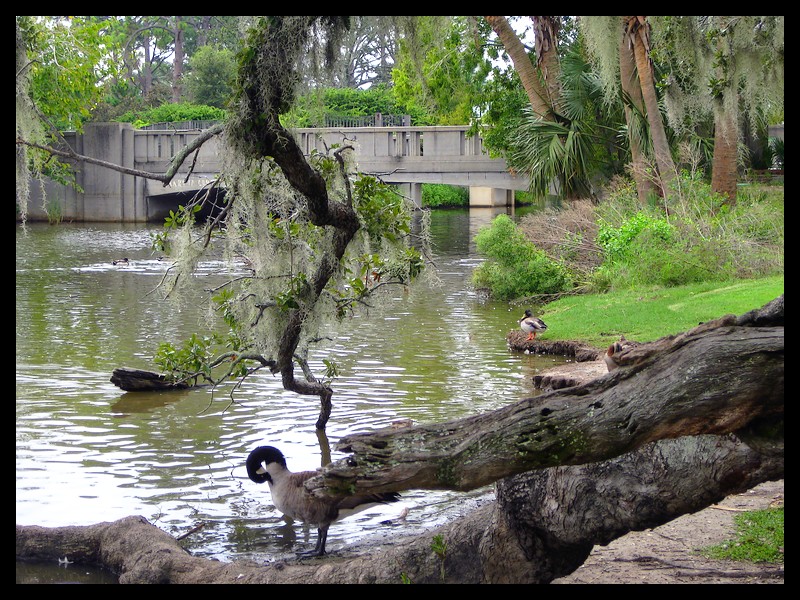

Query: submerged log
[110,367,191,392]
[506,333,602,361]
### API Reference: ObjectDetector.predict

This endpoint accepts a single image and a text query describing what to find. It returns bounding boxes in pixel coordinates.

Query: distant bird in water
[519,309,548,341]
[246,445,401,557]
[112,257,129,265]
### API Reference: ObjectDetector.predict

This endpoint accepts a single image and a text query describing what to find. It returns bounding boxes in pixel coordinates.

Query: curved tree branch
[305,297,784,498]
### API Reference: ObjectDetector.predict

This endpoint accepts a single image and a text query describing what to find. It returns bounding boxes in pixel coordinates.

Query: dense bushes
[588,174,784,290]
[472,214,573,300]
[115,103,226,128]
[480,173,783,301]
[422,184,469,208]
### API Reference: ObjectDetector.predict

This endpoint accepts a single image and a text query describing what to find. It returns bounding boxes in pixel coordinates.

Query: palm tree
[485,16,552,120]
[624,16,676,196]
[617,16,656,203]
[507,47,616,200]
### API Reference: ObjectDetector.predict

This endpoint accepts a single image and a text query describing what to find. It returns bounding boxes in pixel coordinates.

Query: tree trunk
[711,103,739,205]
[709,16,739,206]
[626,16,676,197]
[171,16,185,104]
[531,16,562,114]
[480,434,782,583]
[16,297,783,583]
[618,16,656,203]
[485,16,552,120]
[306,297,783,498]
[141,32,153,99]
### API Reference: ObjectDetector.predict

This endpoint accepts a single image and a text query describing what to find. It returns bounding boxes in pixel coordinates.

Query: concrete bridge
[25,121,531,223]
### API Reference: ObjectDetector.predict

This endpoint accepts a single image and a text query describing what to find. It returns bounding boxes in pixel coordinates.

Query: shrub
[596,212,675,263]
[115,102,226,127]
[421,184,468,208]
[472,214,572,300]
[588,173,783,290]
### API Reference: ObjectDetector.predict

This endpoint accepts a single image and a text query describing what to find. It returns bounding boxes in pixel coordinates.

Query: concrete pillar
[82,122,137,221]
[395,182,423,208]
[469,186,512,207]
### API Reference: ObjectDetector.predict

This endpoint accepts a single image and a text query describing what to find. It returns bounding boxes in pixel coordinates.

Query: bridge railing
[292,125,486,160]
[138,120,222,131]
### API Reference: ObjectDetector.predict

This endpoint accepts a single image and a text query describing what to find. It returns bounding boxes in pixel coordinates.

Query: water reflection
[16,208,566,568]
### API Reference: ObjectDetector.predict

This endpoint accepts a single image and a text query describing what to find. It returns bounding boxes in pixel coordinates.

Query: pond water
[16,207,569,580]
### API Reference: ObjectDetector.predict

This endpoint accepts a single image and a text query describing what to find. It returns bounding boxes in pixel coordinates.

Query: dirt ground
[552,479,784,584]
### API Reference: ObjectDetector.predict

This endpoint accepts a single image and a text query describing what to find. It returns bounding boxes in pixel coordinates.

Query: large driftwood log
[15,435,783,583]
[305,296,783,499]
[17,297,783,583]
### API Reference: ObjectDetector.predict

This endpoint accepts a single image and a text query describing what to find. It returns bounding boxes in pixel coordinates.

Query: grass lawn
[703,506,785,563]
[537,275,784,348]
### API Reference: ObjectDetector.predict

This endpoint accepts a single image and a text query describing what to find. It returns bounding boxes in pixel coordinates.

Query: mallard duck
[246,446,400,557]
[604,341,624,372]
[603,336,640,371]
[519,309,547,341]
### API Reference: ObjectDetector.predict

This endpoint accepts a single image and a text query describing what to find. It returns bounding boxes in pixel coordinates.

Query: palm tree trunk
[709,16,739,206]
[531,16,562,115]
[710,97,739,206]
[626,16,676,197]
[618,17,656,203]
[485,16,552,120]
[171,16,185,104]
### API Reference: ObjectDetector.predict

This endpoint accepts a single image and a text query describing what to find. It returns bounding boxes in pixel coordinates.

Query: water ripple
[16,213,563,562]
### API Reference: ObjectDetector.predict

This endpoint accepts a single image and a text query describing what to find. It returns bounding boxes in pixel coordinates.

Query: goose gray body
[246,445,400,557]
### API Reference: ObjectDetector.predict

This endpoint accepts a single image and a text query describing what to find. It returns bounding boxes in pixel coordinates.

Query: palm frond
[509,109,597,199]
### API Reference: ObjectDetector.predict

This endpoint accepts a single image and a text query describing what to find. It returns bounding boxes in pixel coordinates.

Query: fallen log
[110,367,191,392]
[306,296,784,499]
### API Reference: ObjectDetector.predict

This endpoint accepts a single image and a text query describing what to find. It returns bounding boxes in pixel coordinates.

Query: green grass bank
[531,275,784,349]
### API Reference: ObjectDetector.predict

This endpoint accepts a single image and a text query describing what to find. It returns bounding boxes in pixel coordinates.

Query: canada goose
[112,257,129,265]
[246,445,401,557]
[519,309,548,341]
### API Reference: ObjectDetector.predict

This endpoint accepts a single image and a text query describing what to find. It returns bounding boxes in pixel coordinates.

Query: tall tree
[649,16,784,206]
[171,16,186,103]
[624,16,676,196]
[485,16,552,119]
[581,15,656,203]
[485,16,618,200]
[189,16,427,429]
[15,16,119,221]
[618,17,657,202]
[701,16,783,205]
[392,16,489,125]
[531,15,562,114]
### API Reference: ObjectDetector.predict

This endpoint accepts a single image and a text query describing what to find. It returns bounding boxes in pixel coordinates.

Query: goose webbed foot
[296,526,328,558]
